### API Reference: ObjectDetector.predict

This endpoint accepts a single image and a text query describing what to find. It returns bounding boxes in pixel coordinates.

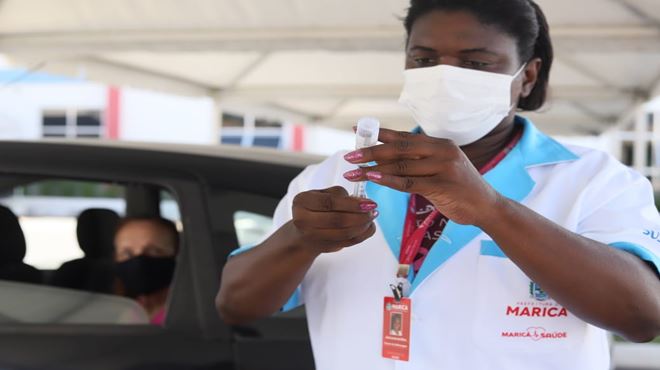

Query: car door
[0,143,234,370]
[206,189,315,370]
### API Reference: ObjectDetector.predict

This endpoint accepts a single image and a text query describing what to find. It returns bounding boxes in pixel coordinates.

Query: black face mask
[116,255,176,298]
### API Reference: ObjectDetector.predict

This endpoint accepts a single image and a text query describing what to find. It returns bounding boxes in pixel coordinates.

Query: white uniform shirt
[232,117,660,370]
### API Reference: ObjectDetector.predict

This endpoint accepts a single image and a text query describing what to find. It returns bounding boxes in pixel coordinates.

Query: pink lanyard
[397,128,523,278]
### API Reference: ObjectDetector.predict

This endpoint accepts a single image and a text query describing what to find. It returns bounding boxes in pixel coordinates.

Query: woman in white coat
[217,0,660,369]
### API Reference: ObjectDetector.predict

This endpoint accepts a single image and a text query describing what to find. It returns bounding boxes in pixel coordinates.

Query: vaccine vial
[353,117,380,198]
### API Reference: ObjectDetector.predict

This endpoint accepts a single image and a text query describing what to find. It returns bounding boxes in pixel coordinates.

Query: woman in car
[114,217,178,325]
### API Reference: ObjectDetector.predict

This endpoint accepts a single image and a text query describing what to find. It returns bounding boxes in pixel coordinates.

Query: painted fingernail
[343,169,363,180]
[366,171,383,181]
[360,202,377,211]
[344,150,364,162]
[371,210,380,218]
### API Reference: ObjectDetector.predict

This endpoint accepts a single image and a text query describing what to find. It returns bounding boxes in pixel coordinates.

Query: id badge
[382,296,412,361]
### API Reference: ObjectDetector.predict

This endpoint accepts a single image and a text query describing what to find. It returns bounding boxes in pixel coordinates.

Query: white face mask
[398,64,526,146]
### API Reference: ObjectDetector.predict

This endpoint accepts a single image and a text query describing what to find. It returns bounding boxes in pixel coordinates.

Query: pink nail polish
[343,169,363,180]
[344,151,363,162]
[366,171,383,181]
[360,202,377,211]
[372,210,380,218]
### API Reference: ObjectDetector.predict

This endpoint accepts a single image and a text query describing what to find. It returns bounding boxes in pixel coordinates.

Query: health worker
[216,0,660,369]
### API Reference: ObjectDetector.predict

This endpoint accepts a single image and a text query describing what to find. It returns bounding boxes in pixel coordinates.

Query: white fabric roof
[2,0,660,135]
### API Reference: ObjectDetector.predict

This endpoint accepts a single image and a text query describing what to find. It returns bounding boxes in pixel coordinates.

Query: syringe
[353,117,380,198]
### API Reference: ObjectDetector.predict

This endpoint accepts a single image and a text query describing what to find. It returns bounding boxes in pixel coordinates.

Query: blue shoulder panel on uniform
[412,117,579,167]
[517,116,580,167]
[480,240,508,258]
[228,244,257,258]
[610,242,660,275]
[365,181,408,262]
[282,287,302,312]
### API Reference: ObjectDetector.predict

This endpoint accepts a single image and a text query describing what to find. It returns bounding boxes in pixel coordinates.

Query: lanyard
[396,128,524,282]
[398,196,439,273]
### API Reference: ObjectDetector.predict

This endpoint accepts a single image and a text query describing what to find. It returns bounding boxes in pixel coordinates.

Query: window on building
[42,113,67,138]
[255,118,282,128]
[220,112,284,149]
[42,110,103,139]
[220,136,243,145]
[647,142,655,167]
[76,111,103,138]
[622,141,633,166]
[253,136,281,148]
[222,113,244,128]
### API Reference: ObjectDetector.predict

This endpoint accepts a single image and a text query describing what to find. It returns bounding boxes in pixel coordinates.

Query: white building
[0,68,216,144]
[0,67,357,156]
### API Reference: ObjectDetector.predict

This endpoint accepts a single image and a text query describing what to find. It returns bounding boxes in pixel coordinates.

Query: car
[0,139,322,370]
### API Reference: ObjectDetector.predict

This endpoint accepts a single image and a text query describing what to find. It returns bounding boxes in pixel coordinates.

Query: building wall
[0,84,106,140]
[120,88,216,144]
[0,81,216,144]
[302,125,355,155]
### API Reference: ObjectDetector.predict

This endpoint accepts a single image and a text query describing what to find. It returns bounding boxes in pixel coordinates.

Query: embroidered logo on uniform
[529,281,549,301]
[506,305,567,317]
[501,327,567,341]
[643,229,660,243]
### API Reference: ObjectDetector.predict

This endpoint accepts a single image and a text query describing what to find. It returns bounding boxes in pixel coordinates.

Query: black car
[0,139,322,370]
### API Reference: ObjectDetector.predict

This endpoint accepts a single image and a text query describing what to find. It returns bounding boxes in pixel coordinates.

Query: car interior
[0,205,42,285]
[50,208,119,293]
[0,177,178,324]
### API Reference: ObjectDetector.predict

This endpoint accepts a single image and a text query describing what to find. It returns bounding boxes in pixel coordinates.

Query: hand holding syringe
[353,117,380,198]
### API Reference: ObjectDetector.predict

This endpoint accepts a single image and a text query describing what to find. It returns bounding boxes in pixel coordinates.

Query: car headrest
[0,206,27,265]
[76,209,120,260]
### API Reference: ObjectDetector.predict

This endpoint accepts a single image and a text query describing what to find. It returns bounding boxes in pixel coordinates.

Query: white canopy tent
[1,0,659,135]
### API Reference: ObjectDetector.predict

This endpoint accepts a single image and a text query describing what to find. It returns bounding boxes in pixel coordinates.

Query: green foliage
[19,180,124,198]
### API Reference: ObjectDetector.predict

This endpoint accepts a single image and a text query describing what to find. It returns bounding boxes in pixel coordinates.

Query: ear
[520,58,542,99]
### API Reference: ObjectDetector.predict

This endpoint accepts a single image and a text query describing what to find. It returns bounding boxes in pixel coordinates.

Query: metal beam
[0,27,404,54]
[89,56,220,92]
[558,56,618,89]
[222,53,270,91]
[648,70,660,98]
[0,25,658,54]
[568,101,619,124]
[0,61,45,89]
[12,56,216,97]
[611,0,660,31]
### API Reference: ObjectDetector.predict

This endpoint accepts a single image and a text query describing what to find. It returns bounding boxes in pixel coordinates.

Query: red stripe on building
[292,124,305,152]
[106,86,121,140]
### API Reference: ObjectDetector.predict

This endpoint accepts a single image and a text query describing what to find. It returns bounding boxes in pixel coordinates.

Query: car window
[233,211,273,247]
[0,178,181,326]
[6,180,125,269]
[160,190,182,226]
[232,211,308,319]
